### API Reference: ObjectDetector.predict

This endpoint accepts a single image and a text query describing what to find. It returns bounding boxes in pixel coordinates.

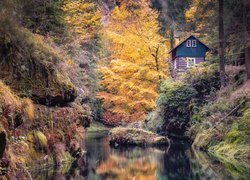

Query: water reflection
[30,131,250,179]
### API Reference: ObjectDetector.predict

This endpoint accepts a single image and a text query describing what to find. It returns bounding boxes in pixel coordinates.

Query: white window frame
[192,40,197,47]
[187,57,196,67]
[186,40,191,47]
[174,59,177,69]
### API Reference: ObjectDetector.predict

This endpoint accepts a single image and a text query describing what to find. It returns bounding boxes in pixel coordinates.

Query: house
[169,35,210,77]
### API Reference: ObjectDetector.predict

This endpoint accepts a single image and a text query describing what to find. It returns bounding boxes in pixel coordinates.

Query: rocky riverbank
[0,1,96,178]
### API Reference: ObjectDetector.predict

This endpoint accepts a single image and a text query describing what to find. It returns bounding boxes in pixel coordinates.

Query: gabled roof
[169,35,210,53]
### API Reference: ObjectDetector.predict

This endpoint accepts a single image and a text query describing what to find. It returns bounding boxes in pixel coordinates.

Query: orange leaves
[97,0,170,124]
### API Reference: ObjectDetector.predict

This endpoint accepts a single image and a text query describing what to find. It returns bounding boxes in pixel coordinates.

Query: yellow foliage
[0,81,35,121]
[185,0,216,30]
[22,98,35,120]
[96,154,157,180]
[66,59,74,65]
[0,81,21,109]
[62,0,101,38]
[98,0,170,122]
[27,130,48,150]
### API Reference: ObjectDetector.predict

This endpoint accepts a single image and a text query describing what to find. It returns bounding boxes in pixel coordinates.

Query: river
[30,131,250,179]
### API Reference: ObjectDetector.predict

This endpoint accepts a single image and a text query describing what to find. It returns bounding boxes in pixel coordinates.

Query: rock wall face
[0,22,77,106]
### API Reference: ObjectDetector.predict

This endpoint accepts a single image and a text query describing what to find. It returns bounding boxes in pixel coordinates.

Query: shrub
[145,64,221,136]
[182,63,220,101]
[156,80,198,135]
[19,0,67,42]
[144,107,165,133]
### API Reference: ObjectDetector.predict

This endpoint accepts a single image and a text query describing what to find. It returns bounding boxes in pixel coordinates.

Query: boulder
[109,127,169,147]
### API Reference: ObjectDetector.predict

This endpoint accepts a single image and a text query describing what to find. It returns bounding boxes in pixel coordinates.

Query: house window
[174,59,177,69]
[187,58,196,67]
[192,40,197,47]
[187,39,197,47]
[186,40,191,47]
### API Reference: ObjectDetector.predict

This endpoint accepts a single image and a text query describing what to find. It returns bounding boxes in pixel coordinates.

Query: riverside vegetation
[0,0,100,178]
[0,0,250,179]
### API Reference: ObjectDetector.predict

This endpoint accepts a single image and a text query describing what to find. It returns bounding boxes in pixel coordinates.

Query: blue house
[169,35,210,77]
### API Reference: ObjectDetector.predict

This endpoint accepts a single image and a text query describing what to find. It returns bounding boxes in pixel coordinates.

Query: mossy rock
[109,127,169,147]
[0,20,77,106]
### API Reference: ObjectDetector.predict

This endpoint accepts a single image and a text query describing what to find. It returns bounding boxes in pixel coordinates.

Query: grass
[86,120,109,132]
[191,78,250,168]
[0,81,35,122]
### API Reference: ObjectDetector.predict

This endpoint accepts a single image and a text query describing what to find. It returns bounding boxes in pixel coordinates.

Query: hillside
[0,0,99,177]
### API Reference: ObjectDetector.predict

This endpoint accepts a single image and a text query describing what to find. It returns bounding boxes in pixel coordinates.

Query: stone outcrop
[0,24,77,106]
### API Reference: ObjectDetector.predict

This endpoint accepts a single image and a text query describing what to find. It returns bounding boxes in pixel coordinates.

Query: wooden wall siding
[195,57,205,64]
[176,57,205,69]
[177,57,187,69]
[171,57,205,78]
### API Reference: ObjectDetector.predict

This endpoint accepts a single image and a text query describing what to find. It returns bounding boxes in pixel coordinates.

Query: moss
[191,90,250,165]
[0,18,77,106]
[27,131,48,151]
[225,129,244,144]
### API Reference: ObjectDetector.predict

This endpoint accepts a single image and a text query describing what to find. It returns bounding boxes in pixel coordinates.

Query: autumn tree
[186,0,250,83]
[62,0,101,39]
[97,0,170,124]
[152,0,190,48]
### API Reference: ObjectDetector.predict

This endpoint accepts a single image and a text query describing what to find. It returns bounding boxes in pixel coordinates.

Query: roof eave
[168,35,210,53]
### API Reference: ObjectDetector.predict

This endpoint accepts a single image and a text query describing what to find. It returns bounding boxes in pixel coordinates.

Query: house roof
[169,35,210,53]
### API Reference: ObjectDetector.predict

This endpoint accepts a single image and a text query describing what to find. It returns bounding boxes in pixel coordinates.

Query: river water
[30,131,250,179]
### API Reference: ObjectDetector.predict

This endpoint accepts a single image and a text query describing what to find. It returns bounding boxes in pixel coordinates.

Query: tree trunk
[243,0,250,79]
[218,0,226,87]
[152,46,161,80]
[245,48,250,78]
[170,28,175,49]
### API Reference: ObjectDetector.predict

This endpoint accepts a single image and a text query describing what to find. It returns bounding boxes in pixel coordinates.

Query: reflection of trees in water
[190,149,250,179]
[83,132,111,179]
[29,133,250,179]
[29,153,87,179]
[95,154,157,180]
[155,141,191,180]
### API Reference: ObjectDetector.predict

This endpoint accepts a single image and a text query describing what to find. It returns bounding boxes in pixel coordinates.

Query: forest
[0,0,249,179]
